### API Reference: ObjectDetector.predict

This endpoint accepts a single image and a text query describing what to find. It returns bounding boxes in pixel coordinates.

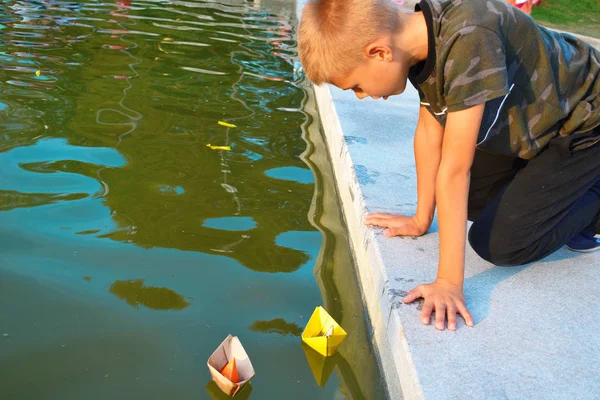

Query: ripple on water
[248,318,303,336]
[202,216,257,231]
[109,279,191,310]
[0,138,125,195]
[158,185,185,195]
[264,166,314,184]
[181,66,227,75]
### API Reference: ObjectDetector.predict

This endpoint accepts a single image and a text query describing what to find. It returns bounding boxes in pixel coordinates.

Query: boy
[298,0,600,330]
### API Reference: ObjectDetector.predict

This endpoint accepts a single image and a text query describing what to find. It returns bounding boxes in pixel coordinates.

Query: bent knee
[468,222,534,266]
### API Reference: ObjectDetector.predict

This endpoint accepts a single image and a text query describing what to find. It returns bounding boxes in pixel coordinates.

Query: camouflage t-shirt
[407,0,600,159]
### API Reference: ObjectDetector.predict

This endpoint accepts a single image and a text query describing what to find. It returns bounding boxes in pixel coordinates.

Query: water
[0,1,387,399]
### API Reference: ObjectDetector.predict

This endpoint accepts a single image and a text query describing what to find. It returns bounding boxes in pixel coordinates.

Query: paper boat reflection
[301,342,338,387]
[206,380,253,400]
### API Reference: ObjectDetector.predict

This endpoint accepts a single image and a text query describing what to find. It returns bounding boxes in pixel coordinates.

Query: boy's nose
[355,91,368,100]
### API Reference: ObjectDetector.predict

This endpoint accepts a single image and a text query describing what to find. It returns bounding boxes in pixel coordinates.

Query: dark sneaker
[566,231,600,253]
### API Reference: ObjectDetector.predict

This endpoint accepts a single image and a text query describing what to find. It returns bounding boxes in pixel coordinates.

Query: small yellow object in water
[301,306,347,357]
[218,121,237,128]
[35,70,41,76]
[206,144,231,151]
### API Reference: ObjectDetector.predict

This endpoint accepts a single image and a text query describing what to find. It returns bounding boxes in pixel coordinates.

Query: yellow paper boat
[207,144,231,151]
[206,381,253,400]
[301,306,347,357]
[218,121,237,128]
[301,342,337,387]
[207,335,255,396]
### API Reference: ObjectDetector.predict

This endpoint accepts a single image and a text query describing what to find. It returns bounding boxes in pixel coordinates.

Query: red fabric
[505,0,536,14]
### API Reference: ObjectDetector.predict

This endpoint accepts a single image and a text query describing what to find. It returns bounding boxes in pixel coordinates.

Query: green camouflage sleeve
[443,26,510,112]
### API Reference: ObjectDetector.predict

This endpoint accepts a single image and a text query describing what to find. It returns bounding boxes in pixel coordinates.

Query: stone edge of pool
[299,4,600,396]
[312,81,423,400]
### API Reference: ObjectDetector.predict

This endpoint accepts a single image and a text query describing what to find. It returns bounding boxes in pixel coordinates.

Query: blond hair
[298,0,402,84]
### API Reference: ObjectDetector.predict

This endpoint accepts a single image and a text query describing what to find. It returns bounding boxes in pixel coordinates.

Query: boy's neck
[393,10,429,67]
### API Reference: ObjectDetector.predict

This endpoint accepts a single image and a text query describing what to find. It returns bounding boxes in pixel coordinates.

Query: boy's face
[331,43,409,100]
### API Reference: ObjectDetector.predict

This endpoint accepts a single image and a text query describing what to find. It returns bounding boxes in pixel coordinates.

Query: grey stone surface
[313,81,600,400]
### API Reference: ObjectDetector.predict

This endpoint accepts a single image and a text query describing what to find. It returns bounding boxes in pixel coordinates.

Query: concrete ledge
[314,83,422,400]
[313,81,600,399]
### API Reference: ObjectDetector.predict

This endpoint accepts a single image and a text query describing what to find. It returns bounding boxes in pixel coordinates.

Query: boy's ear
[365,41,393,62]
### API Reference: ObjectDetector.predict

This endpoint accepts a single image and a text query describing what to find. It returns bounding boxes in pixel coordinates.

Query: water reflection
[109,279,191,310]
[206,380,253,400]
[0,0,311,273]
[264,166,314,184]
[248,318,302,336]
[0,189,86,210]
[301,343,337,387]
[203,216,257,231]
[0,138,126,196]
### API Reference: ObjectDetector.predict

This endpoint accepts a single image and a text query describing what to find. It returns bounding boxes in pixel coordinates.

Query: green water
[0,0,387,399]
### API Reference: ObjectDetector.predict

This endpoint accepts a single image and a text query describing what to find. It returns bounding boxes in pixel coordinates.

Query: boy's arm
[365,106,443,236]
[436,104,483,283]
[414,105,444,231]
[403,103,484,330]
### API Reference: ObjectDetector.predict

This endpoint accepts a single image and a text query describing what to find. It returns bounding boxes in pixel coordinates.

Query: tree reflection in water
[109,279,191,310]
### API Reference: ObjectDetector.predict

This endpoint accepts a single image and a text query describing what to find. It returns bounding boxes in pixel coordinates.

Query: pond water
[0,0,387,399]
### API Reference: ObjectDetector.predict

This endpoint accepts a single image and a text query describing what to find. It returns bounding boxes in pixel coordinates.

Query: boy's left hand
[403,279,474,330]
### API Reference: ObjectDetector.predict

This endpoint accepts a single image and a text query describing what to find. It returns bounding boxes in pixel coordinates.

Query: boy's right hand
[365,213,430,237]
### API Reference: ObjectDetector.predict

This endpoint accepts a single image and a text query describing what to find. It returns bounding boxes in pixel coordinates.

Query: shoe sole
[565,245,600,253]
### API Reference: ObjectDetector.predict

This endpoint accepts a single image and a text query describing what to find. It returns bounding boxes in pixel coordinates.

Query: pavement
[298,2,600,399]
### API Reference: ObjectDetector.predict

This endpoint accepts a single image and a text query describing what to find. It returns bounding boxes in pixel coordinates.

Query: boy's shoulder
[413,0,600,159]
[424,0,529,40]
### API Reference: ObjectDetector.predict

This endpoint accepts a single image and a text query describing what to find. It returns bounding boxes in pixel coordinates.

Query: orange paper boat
[207,335,255,396]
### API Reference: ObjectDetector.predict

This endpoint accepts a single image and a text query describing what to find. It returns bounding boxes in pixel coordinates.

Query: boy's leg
[467,150,527,222]
[468,136,600,266]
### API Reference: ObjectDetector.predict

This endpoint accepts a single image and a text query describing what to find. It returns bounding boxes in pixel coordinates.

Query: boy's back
[410,0,600,159]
